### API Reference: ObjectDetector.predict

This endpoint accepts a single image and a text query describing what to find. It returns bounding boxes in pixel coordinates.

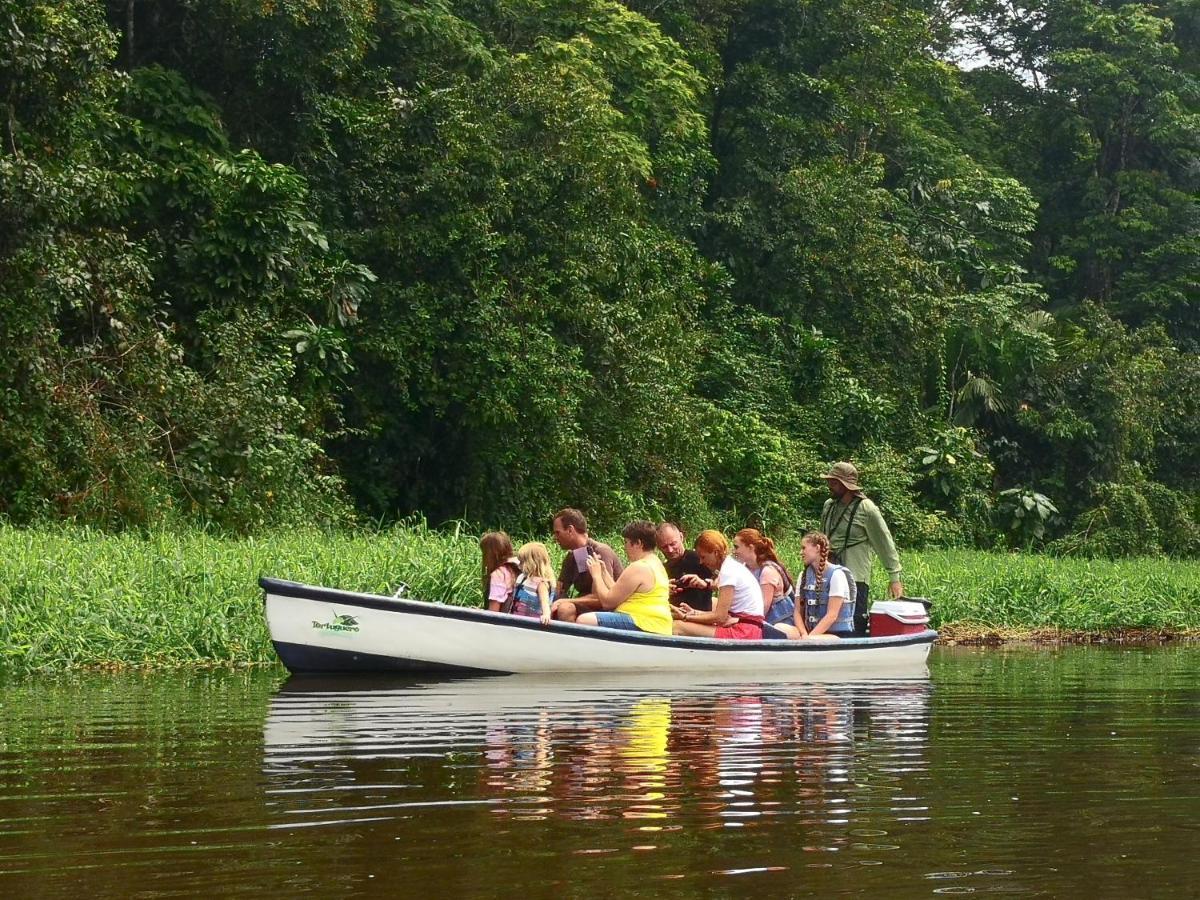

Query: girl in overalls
[774,532,857,640]
[513,542,557,626]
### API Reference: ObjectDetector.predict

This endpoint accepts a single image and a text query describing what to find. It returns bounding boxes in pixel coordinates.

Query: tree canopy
[1,0,1197,556]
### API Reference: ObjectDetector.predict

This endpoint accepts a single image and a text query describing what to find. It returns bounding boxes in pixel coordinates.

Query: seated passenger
[480,531,520,612]
[774,531,857,641]
[673,530,765,640]
[576,520,673,635]
[512,542,557,626]
[733,528,795,624]
[656,521,714,612]
[550,507,624,622]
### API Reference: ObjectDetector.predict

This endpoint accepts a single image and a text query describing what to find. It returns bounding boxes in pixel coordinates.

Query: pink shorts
[714,621,763,640]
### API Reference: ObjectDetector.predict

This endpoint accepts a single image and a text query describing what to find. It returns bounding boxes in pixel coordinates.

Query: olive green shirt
[819,496,902,587]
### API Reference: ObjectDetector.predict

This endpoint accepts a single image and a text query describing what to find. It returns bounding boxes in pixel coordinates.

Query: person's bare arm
[792,604,809,637]
[805,596,846,637]
[683,585,732,626]
[760,580,778,615]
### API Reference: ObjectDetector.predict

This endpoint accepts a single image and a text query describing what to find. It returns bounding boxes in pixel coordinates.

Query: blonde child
[514,542,557,626]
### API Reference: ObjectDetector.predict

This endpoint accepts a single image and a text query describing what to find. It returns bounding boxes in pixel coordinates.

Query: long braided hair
[802,531,831,597]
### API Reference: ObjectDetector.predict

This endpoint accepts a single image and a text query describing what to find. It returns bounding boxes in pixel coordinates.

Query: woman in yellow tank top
[576,520,673,635]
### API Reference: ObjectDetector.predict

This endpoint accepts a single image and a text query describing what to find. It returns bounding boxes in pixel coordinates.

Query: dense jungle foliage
[1,0,1197,555]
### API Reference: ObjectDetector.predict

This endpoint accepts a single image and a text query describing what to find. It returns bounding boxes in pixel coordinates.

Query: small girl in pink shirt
[480,531,520,612]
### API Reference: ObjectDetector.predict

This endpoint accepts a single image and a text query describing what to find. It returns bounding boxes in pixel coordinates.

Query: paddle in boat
[261,577,937,676]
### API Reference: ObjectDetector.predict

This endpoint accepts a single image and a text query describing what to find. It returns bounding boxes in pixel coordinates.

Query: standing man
[655,522,714,612]
[819,462,905,636]
[550,508,624,622]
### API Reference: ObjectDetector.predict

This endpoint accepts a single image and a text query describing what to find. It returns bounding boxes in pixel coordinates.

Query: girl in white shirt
[673,530,765,640]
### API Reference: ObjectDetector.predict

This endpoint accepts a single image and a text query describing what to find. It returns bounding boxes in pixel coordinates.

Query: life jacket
[800,563,857,634]
[511,574,557,617]
[760,560,798,625]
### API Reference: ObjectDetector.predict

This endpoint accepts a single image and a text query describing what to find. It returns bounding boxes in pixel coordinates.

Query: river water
[1,646,1196,897]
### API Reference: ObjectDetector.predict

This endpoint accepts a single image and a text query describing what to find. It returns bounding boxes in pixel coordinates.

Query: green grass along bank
[1,524,1197,673]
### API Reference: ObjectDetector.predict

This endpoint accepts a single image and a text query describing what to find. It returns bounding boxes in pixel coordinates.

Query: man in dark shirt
[550,507,624,622]
[656,522,713,612]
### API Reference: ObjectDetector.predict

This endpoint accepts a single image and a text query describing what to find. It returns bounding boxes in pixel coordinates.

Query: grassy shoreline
[2,523,1198,673]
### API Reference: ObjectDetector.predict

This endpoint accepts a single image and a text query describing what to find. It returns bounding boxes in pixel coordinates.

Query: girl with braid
[774,532,858,641]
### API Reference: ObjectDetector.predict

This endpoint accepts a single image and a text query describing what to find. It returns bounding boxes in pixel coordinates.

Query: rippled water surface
[2,646,1198,897]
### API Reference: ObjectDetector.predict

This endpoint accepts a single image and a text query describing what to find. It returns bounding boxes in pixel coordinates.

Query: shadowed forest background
[1,0,1197,556]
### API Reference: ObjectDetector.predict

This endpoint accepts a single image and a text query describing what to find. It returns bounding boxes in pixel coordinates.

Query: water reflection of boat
[261,577,936,675]
[262,674,932,833]
[264,672,924,752]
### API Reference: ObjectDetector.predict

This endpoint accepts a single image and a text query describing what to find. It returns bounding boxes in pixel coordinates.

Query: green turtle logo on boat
[312,610,361,634]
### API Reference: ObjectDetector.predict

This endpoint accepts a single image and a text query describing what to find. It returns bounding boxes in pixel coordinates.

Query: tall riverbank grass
[1,523,1197,672]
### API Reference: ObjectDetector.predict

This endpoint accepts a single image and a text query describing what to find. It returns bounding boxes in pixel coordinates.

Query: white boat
[261,577,937,676]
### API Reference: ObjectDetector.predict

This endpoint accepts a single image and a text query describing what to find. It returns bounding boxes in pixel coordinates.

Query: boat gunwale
[261,577,938,653]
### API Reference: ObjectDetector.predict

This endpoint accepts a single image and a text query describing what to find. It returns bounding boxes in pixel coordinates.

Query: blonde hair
[517,542,555,582]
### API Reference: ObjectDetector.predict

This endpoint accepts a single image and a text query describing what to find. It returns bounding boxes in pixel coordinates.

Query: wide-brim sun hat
[821,461,863,494]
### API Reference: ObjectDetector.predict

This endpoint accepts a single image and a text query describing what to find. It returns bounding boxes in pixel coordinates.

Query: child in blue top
[513,542,557,626]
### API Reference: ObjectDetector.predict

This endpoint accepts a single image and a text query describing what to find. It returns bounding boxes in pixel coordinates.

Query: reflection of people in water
[482,696,675,821]
[716,696,766,790]
[485,711,555,798]
[617,697,672,820]
[470,682,930,829]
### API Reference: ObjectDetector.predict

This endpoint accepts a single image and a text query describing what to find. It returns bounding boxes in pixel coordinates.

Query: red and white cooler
[869,600,931,637]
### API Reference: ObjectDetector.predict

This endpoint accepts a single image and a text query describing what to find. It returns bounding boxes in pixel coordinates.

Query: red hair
[735,528,783,566]
[694,529,729,557]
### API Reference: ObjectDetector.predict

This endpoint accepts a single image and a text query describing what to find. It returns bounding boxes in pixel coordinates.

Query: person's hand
[720,615,738,628]
[890,581,905,599]
[674,603,694,621]
[540,612,551,626]
[677,573,703,589]
[585,555,604,577]
[668,578,682,595]
[551,599,567,615]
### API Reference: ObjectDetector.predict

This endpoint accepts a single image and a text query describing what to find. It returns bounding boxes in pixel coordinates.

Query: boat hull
[262,578,936,676]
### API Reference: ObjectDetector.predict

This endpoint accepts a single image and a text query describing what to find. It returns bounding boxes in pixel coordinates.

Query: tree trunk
[5,98,16,157]
[124,0,136,67]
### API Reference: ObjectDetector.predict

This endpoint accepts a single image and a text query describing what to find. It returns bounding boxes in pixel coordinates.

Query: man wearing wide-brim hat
[819,462,905,636]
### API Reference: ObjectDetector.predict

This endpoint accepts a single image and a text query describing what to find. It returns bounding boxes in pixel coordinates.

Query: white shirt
[718,557,764,617]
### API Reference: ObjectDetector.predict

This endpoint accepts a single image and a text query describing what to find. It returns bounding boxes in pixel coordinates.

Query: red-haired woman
[733,528,795,623]
[673,530,765,640]
[480,531,520,612]
[774,532,857,640]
